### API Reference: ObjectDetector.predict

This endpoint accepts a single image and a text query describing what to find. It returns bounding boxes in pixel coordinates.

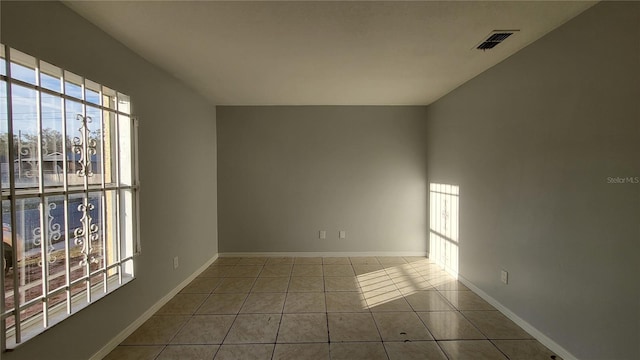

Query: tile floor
[105,256,562,360]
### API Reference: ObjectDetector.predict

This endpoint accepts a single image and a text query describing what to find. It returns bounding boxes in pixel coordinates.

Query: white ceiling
[64,1,596,106]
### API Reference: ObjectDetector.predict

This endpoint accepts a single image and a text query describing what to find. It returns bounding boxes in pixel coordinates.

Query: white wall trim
[220,251,428,258]
[89,253,219,360]
[457,275,578,360]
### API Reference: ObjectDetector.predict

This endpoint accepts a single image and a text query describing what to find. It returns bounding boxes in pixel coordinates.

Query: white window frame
[0,45,140,350]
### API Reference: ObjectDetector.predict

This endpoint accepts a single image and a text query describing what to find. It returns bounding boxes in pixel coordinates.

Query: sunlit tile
[352,264,384,275]
[405,291,455,311]
[377,256,408,265]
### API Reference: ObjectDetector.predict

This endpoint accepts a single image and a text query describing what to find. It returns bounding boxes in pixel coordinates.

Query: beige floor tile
[357,272,397,293]
[181,277,223,294]
[405,291,455,311]
[157,345,219,360]
[277,313,328,343]
[462,311,533,339]
[352,264,384,275]
[323,257,351,265]
[329,342,387,360]
[364,290,413,312]
[323,264,355,277]
[260,264,293,277]
[266,257,295,265]
[440,291,495,310]
[438,340,507,360]
[377,256,408,265]
[493,340,563,360]
[199,265,235,278]
[294,257,323,264]
[429,278,470,291]
[288,276,324,292]
[196,293,247,314]
[385,263,420,277]
[214,344,274,360]
[327,313,381,342]
[292,264,323,276]
[213,277,256,293]
[394,277,433,295]
[273,343,330,360]
[324,276,360,292]
[326,292,368,312]
[230,265,263,277]
[104,345,164,360]
[384,341,448,360]
[224,313,281,344]
[251,277,290,292]
[214,258,241,266]
[283,292,326,313]
[240,292,286,314]
[372,312,433,341]
[122,315,190,345]
[403,256,429,264]
[237,257,268,265]
[171,315,235,344]
[418,311,484,340]
[157,293,208,315]
[349,256,380,265]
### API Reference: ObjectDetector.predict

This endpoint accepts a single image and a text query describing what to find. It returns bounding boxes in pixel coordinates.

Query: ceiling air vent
[476,30,518,50]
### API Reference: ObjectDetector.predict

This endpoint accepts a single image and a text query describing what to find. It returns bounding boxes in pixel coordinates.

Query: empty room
[0,1,638,360]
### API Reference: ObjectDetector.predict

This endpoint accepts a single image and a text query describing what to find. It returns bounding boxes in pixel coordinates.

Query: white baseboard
[220,251,428,257]
[89,253,219,360]
[457,275,578,360]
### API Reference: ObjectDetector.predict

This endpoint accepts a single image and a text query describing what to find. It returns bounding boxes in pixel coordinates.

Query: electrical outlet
[319,230,326,239]
[501,269,508,284]
[339,231,346,239]
[173,256,179,269]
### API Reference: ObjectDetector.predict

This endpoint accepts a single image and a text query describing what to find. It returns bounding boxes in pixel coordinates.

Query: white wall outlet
[501,269,508,284]
[319,230,326,239]
[173,256,179,269]
[339,230,346,239]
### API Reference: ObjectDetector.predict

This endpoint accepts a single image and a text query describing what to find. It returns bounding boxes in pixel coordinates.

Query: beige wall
[217,106,428,254]
[1,2,218,359]
[426,2,640,359]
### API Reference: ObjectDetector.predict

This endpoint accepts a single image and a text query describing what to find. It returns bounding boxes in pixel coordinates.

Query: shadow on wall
[429,183,459,278]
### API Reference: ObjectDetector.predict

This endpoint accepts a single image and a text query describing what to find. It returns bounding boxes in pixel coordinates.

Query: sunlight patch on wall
[429,183,460,278]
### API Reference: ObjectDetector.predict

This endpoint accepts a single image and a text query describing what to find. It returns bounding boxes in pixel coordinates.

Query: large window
[0,45,139,349]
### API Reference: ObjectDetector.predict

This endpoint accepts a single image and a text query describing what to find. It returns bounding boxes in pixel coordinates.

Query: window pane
[118,115,132,186]
[86,106,102,185]
[117,93,130,114]
[40,61,62,93]
[103,111,117,185]
[43,196,65,296]
[65,99,83,187]
[120,189,134,260]
[41,94,64,187]
[9,49,37,86]
[85,79,100,106]
[0,44,6,76]
[12,84,39,188]
[102,86,116,110]
[1,80,8,189]
[64,71,82,100]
